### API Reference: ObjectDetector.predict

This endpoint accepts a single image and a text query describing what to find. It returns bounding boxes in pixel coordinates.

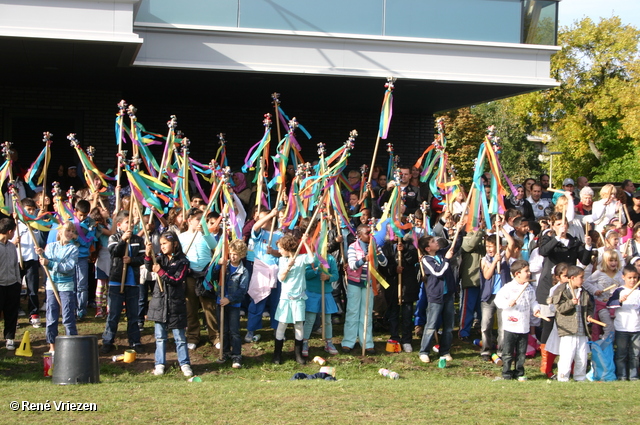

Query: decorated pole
[218,213,229,361]
[132,193,164,293]
[362,218,376,356]
[368,77,396,184]
[42,132,52,201]
[120,155,134,294]
[2,141,23,269]
[127,105,139,158]
[159,115,178,181]
[115,100,127,213]
[181,137,191,221]
[272,92,282,147]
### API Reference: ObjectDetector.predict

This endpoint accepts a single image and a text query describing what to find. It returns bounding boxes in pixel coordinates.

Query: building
[0,0,560,173]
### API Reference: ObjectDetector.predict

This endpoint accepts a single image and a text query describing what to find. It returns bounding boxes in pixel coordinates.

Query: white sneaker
[232,362,242,369]
[153,364,165,376]
[6,339,15,351]
[443,354,453,362]
[215,342,220,350]
[181,364,193,377]
[419,354,430,363]
[402,343,413,353]
[187,343,197,350]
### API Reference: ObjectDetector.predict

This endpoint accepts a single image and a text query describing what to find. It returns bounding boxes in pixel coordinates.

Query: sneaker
[138,322,144,329]
[419,354,430,363]
[262,312,270,318]
[6,339,15,351]
[324,341,339,355]
[302,340,309,357]
[133,344,145,354]
[215,356,228,364]
[181,364,193,377]
[153,364,165,376]
[100,343,114,354]
[518,376,528,382]
[95,309,104,319]
[215,342,220,350]
[187,343,197,350]
[402,343,413,353]
[442,354,453,362]
[244,332,254,343]
[232,362,242,369]
[30,316,41,328]
[239,310,246,317]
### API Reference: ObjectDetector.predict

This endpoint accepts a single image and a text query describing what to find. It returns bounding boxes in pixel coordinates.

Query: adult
[232,172,252,211]
[505,184,535,222]
[628,191,640,226]
[584,184,625,233]
[523,178,536,199]
[573,176,588,200]
[526,183,551,220]
[621,179,635,209]
[553,178,577,204]
[539,174,553,199]
[575,186,594,217]
[382,166,421,215]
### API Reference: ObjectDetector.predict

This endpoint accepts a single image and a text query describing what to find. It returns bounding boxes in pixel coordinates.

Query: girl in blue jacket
[37,222,79,353]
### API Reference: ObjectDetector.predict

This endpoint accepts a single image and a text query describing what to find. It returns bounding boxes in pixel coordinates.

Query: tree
[531,17,640,183]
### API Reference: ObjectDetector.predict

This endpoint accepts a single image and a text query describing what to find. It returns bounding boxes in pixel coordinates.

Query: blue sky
[558,0,640,29]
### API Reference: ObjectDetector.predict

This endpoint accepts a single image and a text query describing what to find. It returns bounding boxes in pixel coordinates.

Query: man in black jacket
[101,210,145,354]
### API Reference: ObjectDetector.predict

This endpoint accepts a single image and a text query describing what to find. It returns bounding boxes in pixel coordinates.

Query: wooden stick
[623,204,631,225]
[602,283,618,293]
[587,317,607,327]
[362,255,372,357]
[397,246,402,306]
[513,282,530,303]
[115,101,127,213]
[218,217,228,361]
[321,269,326,341]
[23,221,62,307]
[133,196,163,293]
[120,195,135,293]
[368,135,381,185]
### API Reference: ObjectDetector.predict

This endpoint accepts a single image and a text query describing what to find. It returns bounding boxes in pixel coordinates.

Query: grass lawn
[1,312,639,424]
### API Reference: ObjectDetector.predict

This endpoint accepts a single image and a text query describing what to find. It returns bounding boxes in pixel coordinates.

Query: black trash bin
[52,335,100,385]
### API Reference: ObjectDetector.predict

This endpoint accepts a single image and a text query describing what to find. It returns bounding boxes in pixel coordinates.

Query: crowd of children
[2,161,640,382]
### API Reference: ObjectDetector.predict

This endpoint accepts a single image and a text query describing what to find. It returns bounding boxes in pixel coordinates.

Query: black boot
[294,339,307,365]
[273,338,284,364]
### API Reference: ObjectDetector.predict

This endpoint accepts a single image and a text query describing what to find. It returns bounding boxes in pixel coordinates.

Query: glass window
[238,0,383,35]
[385,0,522,43]
[522,0,558,45]
[135,0,238,27]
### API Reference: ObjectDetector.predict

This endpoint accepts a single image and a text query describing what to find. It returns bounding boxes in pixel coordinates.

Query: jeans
[154,322,190,366]
[74,257,89,317]
[102,285,140,346]
[615,331,640,380]
[480,295,503,356]
[218,305,241,360]
[139,280,153,324]
[502,330,528,379]
[459,287,481,338]
[21,259,40,317]
[45,290,77,344]
[342,283,374,349]
[246,281,281,332]
[413,283,428,327]
[419,292,454,356]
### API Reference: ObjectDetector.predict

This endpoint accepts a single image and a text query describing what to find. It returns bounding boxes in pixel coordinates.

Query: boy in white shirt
[613,265,640,381]
[494,260,542,380]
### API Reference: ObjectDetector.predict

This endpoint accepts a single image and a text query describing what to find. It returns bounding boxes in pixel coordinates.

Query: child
[479,217,514,362]
[540,263,569,378]
[90,206,114,319]
[302,248,340,357]
[245,208,282,343]
[273,234,314,365]
[145,231,193,376]
[343,224,388,355]
[417,230,461,364]
[73,199,96,320]
[215,239,250,368]
[552,265,594,382]
[494,260,541,380]
[613,264,640,381]
[583,248,623,341]
[458,226,485,341]
[37,222,79,353]
[13,198,43,328]
[101,210,145,354]
[0,218,22,350]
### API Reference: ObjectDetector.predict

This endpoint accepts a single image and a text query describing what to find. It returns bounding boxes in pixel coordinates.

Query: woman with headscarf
[232,172,252,211]
[505,185,535,222]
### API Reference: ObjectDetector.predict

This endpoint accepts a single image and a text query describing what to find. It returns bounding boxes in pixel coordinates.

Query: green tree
[531,17,640,184]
